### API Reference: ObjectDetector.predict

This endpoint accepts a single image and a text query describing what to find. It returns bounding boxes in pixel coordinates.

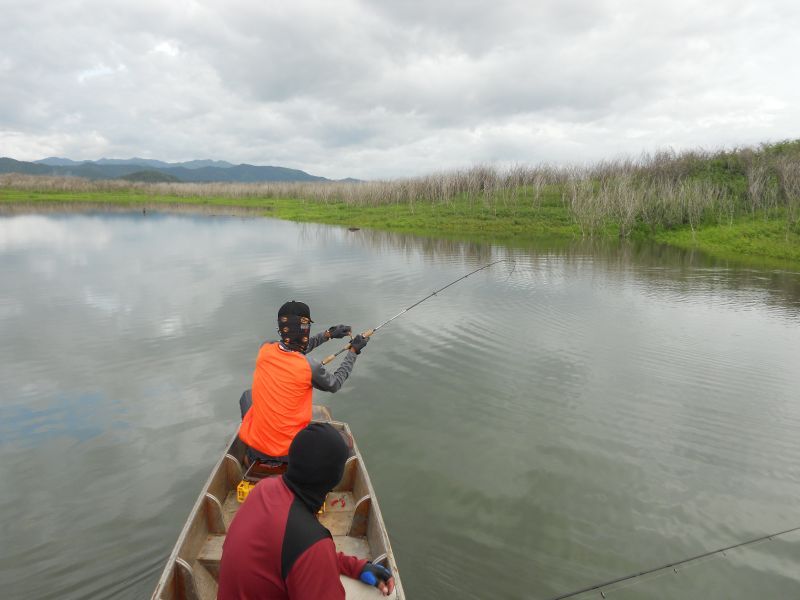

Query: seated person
[238,300,368,462]
[218,422,395,599]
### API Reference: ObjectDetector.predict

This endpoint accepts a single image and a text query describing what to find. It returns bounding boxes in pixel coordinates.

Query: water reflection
[1,212,799,599]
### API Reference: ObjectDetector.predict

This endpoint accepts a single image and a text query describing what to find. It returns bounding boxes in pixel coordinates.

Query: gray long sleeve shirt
[267,331,357,393]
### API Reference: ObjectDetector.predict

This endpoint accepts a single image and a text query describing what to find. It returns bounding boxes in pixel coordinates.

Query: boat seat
[197,534,225,571]
[243,458,287,481]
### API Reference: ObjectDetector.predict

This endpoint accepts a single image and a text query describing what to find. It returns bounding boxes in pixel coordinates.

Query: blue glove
[360,562,392,587]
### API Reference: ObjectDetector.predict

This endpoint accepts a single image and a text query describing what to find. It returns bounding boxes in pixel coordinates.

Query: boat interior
[151,413,400,599]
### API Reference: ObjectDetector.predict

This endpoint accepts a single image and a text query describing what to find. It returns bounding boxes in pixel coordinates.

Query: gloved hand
[349,334,368,354]
[327,324,352,339]
[360,561,393,594]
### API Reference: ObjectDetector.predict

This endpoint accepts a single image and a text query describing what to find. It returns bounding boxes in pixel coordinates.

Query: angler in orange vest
[238,300,368,462]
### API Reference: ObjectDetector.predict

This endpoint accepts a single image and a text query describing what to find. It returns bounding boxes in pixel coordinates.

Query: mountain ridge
[36,157,238,170]
[1,156,350,183]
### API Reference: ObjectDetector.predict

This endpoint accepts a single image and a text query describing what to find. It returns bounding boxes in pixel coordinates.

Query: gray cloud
[1,0,798,178]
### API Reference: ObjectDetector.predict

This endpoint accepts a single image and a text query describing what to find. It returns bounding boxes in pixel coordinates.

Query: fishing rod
[549,523,800,600]
[321,258,511,365]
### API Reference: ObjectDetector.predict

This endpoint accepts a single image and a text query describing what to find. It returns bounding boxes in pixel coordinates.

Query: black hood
[283,422,349,512]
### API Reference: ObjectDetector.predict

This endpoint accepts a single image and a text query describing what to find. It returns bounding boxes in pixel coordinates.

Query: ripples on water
[1,213,799,599]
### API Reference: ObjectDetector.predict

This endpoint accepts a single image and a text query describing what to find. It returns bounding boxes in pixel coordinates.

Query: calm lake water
[1,211,799,599]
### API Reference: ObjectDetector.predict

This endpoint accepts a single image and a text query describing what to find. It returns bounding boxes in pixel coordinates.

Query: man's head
[283,422,349,512]
[277,300,313,352]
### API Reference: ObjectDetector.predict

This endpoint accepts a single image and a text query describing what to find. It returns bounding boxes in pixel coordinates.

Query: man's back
[239,342,314,457]
[218,476,365,599]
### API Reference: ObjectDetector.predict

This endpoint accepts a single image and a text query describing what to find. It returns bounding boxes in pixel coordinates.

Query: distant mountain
[93,158,174,169]
[3,157,334,183]
[119,170,182,183]
[157,164,326,183]
[35,157,86,167]
[36,157,236,170]
[175,159,235,169]
[1,157,55,175]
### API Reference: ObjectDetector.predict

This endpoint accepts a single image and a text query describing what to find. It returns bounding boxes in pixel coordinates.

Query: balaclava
[283,422,349,513]
[277,300,313,353]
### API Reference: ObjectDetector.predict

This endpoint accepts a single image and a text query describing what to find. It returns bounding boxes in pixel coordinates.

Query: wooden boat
[151,406,405,599]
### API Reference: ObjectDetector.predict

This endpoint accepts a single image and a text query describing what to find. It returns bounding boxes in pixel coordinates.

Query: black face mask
[277,314,311,353]
[283,423,349,513]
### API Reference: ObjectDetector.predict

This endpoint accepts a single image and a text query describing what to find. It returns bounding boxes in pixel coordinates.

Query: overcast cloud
[1,0,798,178]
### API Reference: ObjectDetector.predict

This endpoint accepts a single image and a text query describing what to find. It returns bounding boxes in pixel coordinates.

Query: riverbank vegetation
[2,140,799,264]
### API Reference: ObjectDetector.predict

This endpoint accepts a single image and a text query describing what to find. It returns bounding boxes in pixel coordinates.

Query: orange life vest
[239,342,313,457]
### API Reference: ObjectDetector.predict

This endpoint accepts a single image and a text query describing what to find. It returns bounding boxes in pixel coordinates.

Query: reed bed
[3,140,800,238]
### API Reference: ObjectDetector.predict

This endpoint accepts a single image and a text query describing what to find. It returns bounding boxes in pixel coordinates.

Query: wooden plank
[348,495,371,538]
[318,510,353,536]
[175,558,200,600]
[177,506,212,565]
[223,454,243,489]
[203,493,226,535]
[341,574,397,599]
[319,491,355,535]
[333,456,358,492]
[206,465,229,508]
[352,459,369,503]
[190,562,218,600]
[221,491,240,530]
[366,504,386,562]
[197,534,225,568]
[325,491,355,512]
[332,535,371,559]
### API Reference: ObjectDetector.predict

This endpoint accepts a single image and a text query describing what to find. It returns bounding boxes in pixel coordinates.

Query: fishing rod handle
[320,328,376,365]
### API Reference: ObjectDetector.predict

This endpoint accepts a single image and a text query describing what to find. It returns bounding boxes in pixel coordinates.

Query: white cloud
[151,41,180,57]
[0,215,111,252]
[77,63,126,83]
[0,0,798,178]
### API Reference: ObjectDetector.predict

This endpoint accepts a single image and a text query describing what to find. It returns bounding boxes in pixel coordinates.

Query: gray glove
[350,334,368,354]
[327,324,352,339]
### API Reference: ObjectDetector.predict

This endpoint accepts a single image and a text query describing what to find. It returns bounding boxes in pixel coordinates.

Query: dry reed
[3,141,799,237]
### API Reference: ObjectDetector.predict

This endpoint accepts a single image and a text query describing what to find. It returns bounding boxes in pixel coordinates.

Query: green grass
[2,187,799,267]
[654,218,800,267]
[0,187,580,243]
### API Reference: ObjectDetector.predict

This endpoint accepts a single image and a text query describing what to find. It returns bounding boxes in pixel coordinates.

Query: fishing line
[503,257,518,282]
[321,258,514,364]
[549,524,800,600]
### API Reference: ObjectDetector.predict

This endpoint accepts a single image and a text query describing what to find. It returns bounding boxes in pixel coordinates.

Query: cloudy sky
[1,0,798,179]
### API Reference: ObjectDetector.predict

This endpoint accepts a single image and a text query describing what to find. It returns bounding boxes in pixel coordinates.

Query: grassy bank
[654,218,800,265]
[2,140,800,266]
[0,186,581,243]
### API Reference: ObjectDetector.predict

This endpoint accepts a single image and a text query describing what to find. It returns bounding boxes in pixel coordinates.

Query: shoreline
[0,200,271,217]
[2,192,799,270]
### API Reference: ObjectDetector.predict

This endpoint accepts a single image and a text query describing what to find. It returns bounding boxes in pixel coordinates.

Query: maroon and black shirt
[218,476,367,599]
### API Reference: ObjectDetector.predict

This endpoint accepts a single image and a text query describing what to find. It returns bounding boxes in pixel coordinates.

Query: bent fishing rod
[549,523,800,599]
[321,258,511,365]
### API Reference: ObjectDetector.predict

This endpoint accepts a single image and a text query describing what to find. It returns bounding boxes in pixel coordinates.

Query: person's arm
[306,353,357,392]
[305,331,328,353]
[306,324,351,353]
[337,551,369,579]
[285,539,367,600]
